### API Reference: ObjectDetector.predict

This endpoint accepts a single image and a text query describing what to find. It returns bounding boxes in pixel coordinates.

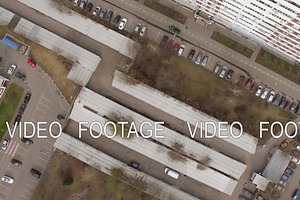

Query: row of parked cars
[238,189,254,200]
[73,0,128,30]
[236,74,300,114]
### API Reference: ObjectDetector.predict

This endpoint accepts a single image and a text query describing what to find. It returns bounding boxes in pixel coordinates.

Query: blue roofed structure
[1,36,20,50]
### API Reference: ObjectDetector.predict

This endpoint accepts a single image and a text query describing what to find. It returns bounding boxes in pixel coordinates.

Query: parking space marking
[35,107,46,114]
[0,184,9,190]
[36,162,46,169]
[7,167,17,174]
[17,145,28,152]
[20,194,30,199]
[38,155,48,162]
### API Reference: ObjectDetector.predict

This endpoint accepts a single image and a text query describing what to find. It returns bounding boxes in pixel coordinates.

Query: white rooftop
[18,0,136,59]
[14,18,101,86]
[112,70,258,154]
[75,87,247,180]
[70,91,238,195]
[54,133,200,200]
[0,7,14,26]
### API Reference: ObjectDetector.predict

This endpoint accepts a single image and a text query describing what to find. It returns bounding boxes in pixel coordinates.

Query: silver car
[261,88,270,99]
[7,64,16,75]
[1,175,14,184]
[194,52,203,65]
[2,139,9,150]
[219,66,227,78]
[139,26,147,36]
[201,56,209,66]
[255,86,263,96]
[267,90,275,102]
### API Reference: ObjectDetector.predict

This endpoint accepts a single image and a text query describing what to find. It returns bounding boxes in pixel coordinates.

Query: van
[164,167,179,179]
[177,45,185,56]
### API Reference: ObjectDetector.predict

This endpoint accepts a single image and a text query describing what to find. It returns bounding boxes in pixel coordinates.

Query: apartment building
[176,0,300,62]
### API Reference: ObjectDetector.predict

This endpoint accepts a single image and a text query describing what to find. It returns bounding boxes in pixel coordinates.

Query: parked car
[113,15,121,24]
[279,97,287,109]
[7,64,17,75]
[194,52,203,65]
[27,58,36,68]
[14,114,22,125]
[57,114,65,122]
[292,189,300,200]
[284,100,292,111]
[219,66,227,78]
[92,6,100,16]
[11,159,22,167]
[167,39,174,50]
[134,23,141,32]
[118,18,127,30]
[139,26,147,36]
[280,139,290,149]
[267,90,275,103]
[160,35,169,47]
[245,78,253,89]
[238,196,249,200]
[272,94,282,105]
[237,75,245,86]
[15,72,26,80]
[296,105,300,115]
[85,2,93,12]
[30,168,41,179]
[250,81,258,93]
[289,161,297,169]
[285,167,294,176]
[19,103,27,115]
[177,45,185,56]
[99,8,107,19]
[79,0,87,9]
[24,92,31,104]
[295,144,300,151]
[201,56,209,66]
[2,139,9,150]
[242,189,254,198]
[292,150,300,157]
[187,49,195,60]
[129,161,141,170]
[173,43,179,53]
[73,0,80,6]
[261,88,270,99]
[225,69,234,80]
[290,102,298,113]
[275,184,285,192]
[105,10,113,21]
[281,174,289,181]
[278,180,287,185]
[255,86,263,96]
[213,63,221,74]
[21,138,33,146]
[169,25,180,34]
[292,157,300,164]
[1,175,14,184]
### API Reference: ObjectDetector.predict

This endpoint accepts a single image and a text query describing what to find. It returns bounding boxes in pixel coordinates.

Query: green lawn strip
[256,48,300,85]
[0,83,24,140]
[211,31,253,58]
[144,0,187,24]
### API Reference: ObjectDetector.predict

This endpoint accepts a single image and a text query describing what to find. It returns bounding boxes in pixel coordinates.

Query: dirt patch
[128,41,295,143]
[10,92,17,99]
[32,150,156,200]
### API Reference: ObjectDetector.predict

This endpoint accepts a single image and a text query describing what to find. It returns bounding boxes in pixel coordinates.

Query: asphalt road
[0,41,69,200]
[1,0,300,200]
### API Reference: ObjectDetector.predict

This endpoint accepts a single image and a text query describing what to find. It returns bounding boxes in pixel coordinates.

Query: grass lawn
[129,42,295,143]
[256,48,300,85]
[32,150,156,200]
[0,26,80,103]
[0,83,24,141]
[211,31,254,58]
[144,0,187,24]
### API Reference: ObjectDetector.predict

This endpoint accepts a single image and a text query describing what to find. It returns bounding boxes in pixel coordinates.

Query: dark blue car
[292,189,300,200]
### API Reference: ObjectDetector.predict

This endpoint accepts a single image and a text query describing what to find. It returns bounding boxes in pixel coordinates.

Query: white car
[291,157,300,164]
[177,45,185,56]
[255,86,263,96]
[135,23,141,32]
[201,56,209,66]
[219,66,227,78]
[79,0,86,9]
[118,18,127,30]
[92,6,100,16]
[7,64,16,75]
[267,90,275,102]
[73,0,80,6]
[1,175,14,184]
[261,88,270,99]
[139,26,147,36]
[295,144,300,151]
[2,139,9,150]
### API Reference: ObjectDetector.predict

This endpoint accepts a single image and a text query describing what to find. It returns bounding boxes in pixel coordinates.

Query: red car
[167,39,174,50]
[27,58,36,68]
[250,81,258,93]
[237,75,245,86]
[284,100,291,111]
[173,43,179,53]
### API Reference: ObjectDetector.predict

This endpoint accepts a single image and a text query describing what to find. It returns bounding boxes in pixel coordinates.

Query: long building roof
[18,0,137,59]
[112,70,258,154]
[14,18,101,86]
